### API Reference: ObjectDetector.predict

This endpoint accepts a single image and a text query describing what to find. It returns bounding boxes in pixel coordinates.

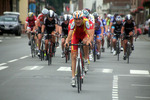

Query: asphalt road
[0,34,150,100]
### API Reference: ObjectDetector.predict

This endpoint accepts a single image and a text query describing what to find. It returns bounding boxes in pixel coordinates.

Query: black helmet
[125,14,132,20]
[63,14,69,21]
[47,10,55,18]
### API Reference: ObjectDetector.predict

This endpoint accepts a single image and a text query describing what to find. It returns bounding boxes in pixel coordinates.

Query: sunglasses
[74,18,82,20]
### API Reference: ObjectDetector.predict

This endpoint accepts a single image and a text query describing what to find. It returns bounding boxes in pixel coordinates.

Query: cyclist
[54,13,60,47]
[25,12,37,45]
[65,10,92,87]
[121,14,137,60]
[93,12,104,57]
[60,14,70,58]
[82,9,95,62]
[41,10,59,60]
[36,8,48,56]
[105,14,111,48]
[99,16,106,52]
[112,15,123,55]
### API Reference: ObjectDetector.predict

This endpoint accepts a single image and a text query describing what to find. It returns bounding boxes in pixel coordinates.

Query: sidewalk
[139,34,150,41]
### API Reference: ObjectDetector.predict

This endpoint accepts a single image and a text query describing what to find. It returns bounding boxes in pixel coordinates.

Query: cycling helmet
[84,8,91,13]
[42,8,48,15]
[73,10,83,19]
[114,14,119,19]
[28,12,34,17]
[107,14,111,18]
[82,9,89,17]
[126,14,132,20]
[92,12,99,19]
[116,15,122,21]
[47,10,55,18]
[63,14,69,21]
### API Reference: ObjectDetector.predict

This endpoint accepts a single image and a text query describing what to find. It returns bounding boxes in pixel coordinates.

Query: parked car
[0,12,22,36]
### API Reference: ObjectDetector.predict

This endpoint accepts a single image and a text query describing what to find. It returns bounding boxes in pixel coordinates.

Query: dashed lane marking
[0,66,9,70]
[19,56,29,59]
[8,59,18,63]
[21,66,44,70]
[57,67,71,71]
[0,63,7,66]
[130,70,149,75]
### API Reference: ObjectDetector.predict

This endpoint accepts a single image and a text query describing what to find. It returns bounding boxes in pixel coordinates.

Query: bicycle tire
[68,52,70,60]
[77,59,81,93]
[40,43,43,61]
[48,44,52,65]
[117,41,119,61]
[93,43,96,62]
[127,42,130,64]
[31,38,34,58]
[65,51,68,63]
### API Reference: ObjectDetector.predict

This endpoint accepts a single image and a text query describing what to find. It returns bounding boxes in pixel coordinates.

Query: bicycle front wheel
[77,59,81,93]
[48,44,52,65]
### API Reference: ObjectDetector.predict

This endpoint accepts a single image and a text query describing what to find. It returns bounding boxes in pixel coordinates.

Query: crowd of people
[24,8,137,87]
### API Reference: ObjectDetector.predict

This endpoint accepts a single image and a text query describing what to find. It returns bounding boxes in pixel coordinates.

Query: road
[0,34,150,100]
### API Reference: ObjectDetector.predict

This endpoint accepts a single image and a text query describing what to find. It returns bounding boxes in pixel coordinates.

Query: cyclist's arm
[41,24,45,33]
[59,26,62,35]
[112,26,115,34]
[24,21,28,31]
[134,26,137,35]
[66,30,73,43]
[100,26,104,37]
[35,19,40,30]
[109,22,113,32]
[121,26,125,34]
[55,24,60,34]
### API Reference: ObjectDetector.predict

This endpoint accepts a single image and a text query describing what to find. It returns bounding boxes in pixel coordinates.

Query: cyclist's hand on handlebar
[64,42,69,48]
[86,40,92,46]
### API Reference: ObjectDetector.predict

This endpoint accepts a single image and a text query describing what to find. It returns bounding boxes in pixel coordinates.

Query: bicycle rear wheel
[31,38,35,58]
[93,43,96,62]
[117,41,120,61]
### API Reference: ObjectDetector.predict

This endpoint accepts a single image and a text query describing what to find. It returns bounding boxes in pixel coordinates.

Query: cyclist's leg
[112,36,117,55]
[123,36,128,59]
[129,31,134,50]
[96,34,101,54]
[38,27,42,50]
[102,34,105,49]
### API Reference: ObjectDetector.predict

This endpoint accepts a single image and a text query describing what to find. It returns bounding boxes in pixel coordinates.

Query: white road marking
[21,66,44,70]
[93,68,113,73]
[135,96,150,99]
[112,75,119,100]
[0,66,8,70]
[8,59,18,63]
[0,63,7,66]
[132,84,150,87]
[57,67,71,71]
[130,70,149,75]
[15,36,21,39]
[20,56,29,59]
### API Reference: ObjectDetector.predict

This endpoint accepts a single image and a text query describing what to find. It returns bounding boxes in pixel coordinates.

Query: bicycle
[126,35,132,64]
[68,41,88,93]
[40,36,45,61]
[46,34,57,65]
[114,33,121,61]
[93,34,101,61]
[30,31,37,58]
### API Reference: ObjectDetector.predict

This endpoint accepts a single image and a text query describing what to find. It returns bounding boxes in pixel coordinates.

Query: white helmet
[42,8,48,15]
[107,14,111,18]
[47,10,55,18]
[116,15,122,21]
[125,14,132,20]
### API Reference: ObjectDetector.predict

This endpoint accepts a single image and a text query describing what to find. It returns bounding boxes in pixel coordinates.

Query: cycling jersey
[61,22,68,36]
[37,13,45,27]
[25,16,37,30]
[69,18,91,52]
[123,21,135,35]
[112,22,123,35]
[95,19,103,31]
[106,18,111,26]
[88,14,95,24]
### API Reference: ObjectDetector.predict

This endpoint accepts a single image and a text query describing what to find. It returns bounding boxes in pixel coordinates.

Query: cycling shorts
[71,32,89,52]
[94,34,102,40]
